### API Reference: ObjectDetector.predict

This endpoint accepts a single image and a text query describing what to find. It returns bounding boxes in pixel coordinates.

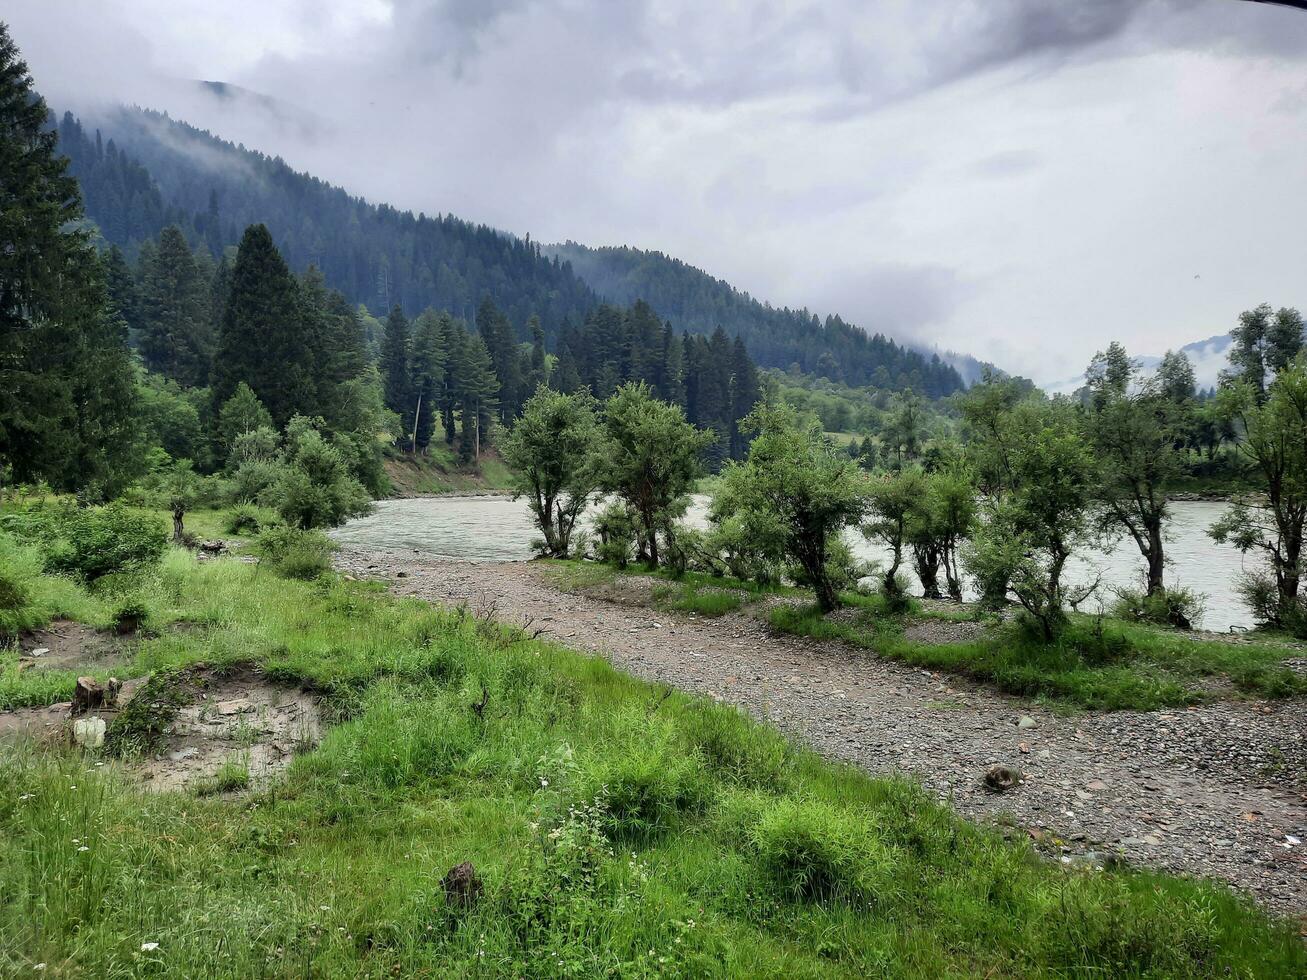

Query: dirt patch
[16,619,129,672]
[0,665,322,794]
[134,666,321,793]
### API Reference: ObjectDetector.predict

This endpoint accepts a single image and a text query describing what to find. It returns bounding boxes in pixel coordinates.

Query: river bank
[334,543,1307,922]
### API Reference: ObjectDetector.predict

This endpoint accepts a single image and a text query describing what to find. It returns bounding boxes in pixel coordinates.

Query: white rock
[30,647,50,657]
[72,717,106,748]
[1017,716,1037,730]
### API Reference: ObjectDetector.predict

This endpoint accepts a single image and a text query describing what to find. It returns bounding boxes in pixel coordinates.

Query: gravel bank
[336,546,1307,922]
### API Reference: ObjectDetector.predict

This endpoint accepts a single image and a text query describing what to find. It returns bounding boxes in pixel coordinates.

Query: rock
[72,716,106,748]
[441,861,483,909]
[1085,779,1108,792]
[983,764,1022,792]
[169,747,198,762]
[395,571,408,579]
[29,647,49,658]
[1036,749,1052,761]
[1017,715,1037,730]
[217,698,254,716]
[72,676,121,717]
[199,540,227,554]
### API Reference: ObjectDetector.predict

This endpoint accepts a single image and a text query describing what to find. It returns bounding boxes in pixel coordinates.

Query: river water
[332,497,1257,632]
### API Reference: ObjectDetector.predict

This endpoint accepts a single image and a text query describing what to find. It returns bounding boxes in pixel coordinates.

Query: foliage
[0,28,140,498]
[41,504,167,582]
[262,417,371,530]
[502,387,603,558]
[714,404,868,612]
[222,503,280,536]
[598,383,711,568]
[252,525,336,580]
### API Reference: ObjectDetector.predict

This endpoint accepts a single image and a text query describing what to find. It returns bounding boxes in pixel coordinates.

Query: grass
[0,535,1302,974]
[770,593,1307,711]
[544,558,1306,711]
[383,444,517,496]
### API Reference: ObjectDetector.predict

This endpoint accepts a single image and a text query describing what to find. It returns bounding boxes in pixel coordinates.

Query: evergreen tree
[138,224,213,386]
[454,332,500,463]
[211,224,313,426]
[477,296,523,423]
[729,335,760,459]
[379,304,412,429]
[409,309,448,451]
[0,24,139,496]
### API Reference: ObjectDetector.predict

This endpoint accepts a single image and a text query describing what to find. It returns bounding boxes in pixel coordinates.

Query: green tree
[379,304,412,427]
[600,382,711,568]
[963,400,1099,640]
[716,403,867,612]
[1084,341,1133,408]
[1084,347,1189,601]
[215,382,274,463]
[864,468,925,601]
[409,310,448,452]
[1226,304,1304,401]
[454,333,499,463]
[138,225,213,386]
[266,416,372,529]
[1209,365,1307,626]
[502,387,603,558]
[211,224,313,425]
[0,25,140,497]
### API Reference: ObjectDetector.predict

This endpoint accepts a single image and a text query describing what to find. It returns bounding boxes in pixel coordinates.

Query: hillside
[56,106,968,394]
[549,242,965,396]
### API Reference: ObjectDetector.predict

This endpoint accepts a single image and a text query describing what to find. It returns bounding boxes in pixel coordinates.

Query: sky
[7,0,1307,384]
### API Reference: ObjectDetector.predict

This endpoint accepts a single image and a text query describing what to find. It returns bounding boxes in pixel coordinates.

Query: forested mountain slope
[549,242,966,396]
[58,105,966,393]
[57,109,597,339]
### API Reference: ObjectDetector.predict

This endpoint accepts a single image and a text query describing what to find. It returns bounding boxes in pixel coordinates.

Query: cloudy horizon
[7,0,1307,384]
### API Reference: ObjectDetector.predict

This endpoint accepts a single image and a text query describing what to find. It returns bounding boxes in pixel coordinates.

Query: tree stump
[441,861,483,909]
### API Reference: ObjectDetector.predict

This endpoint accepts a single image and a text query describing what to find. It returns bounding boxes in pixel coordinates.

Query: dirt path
[336,547,1307,921]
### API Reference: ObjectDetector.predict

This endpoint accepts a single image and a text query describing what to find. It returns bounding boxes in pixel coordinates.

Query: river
[332,496,1257,631]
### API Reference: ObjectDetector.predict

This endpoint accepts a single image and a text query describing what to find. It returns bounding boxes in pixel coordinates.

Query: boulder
[72,716,106,748]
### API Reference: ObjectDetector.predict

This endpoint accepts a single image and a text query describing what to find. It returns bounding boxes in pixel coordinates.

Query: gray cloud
[6,0,1307,382]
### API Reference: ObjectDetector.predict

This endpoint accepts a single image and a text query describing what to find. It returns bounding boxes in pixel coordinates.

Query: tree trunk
[914,545,942,600]
[1145,518,1166,597]
[172,507,185,545]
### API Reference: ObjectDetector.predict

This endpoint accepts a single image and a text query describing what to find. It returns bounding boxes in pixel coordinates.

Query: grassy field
[545,561,1307,712]
[0,524,1303,976]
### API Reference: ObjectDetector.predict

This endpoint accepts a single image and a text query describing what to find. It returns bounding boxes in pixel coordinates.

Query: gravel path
[336,547,1307,922]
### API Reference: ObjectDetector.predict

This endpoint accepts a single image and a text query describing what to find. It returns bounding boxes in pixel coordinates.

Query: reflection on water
[333,497,1256,632]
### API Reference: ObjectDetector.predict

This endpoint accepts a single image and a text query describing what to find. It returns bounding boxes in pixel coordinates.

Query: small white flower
[77,846,90,853]
[140,942,159,952]
[539,777,549,787]
[18,794,33,801]
[319,905,330,911]
[34,965,46,972]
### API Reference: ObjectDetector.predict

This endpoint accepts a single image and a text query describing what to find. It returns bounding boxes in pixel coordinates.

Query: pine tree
[379,304,412,428]
[139,225,213,386]
[211,223,313,426]
[0,24,139,496]
[409,309,448,451]
[455,333,500,463]
[477,296,523,424]
[729,335,760,459]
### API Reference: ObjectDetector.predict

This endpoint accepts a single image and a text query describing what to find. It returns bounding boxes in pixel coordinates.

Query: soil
[335,545,1307,922]
[1,622,322,794]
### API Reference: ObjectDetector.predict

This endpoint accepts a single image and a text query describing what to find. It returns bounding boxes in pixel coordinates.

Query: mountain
[56,104,967,395]
[547,243,964,397]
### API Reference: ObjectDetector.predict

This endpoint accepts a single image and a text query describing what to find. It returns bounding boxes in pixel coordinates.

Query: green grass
[0,546,1303,975]
[544,560,790,619]
[770,595,1307,711]
[384,444,517,496]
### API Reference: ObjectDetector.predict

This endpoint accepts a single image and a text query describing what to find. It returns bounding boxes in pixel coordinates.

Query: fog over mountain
[7,1,1307,382]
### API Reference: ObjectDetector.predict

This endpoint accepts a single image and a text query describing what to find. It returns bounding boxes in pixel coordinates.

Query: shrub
[253,526,336,581]
[748,798,884,902]
[43,505,167,582]
[592,501,636,569]
[111,599,149,635]
[224,503,280,536]
[580,716,706,839]
[105,671,191,757]
[1110,586,1206,630]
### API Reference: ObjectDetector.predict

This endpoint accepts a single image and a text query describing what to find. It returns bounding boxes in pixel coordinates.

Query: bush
[43,505,167,582]
[748,798,885,902]
[253,526,336,580]
[592,502,636,569]
[579,716,706,839]
[224,503,280,536]
[1111,586,1206,630]
[111,599,149,635]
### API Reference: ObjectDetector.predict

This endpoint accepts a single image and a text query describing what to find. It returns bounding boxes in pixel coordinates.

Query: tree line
[510,313,1307,641]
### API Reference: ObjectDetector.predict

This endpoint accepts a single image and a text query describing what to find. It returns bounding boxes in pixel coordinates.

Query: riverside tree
[502,387,603,558]
[1209,362,1307,628]
[599,382,711,568]
[863,468,924,603]
[716,403,867,612]
[1083,345,1190,609]
[963,399,1099,640]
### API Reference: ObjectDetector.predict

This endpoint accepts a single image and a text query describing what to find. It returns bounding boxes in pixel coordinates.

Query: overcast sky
[8,1,1307,383]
